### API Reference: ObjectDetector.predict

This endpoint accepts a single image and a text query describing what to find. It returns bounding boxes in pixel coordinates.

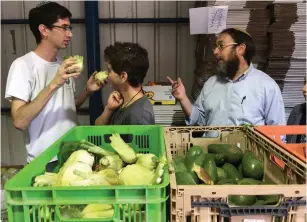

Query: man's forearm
[179,95,193,118]
[95,107,113,125]
[75,88,90,109]
[13,83,59,130]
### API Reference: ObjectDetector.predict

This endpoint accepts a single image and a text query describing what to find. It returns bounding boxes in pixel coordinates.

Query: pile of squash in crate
[172,144,280,206]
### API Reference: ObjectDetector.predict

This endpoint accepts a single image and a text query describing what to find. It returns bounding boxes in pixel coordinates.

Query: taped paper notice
[189,6,228,35]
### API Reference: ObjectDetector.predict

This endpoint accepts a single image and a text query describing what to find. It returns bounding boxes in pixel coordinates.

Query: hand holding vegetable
[63,55,84,71]
[85,71,106,95]
[107,91,123,111]
[51,57,82,88]
[94,71,109,84]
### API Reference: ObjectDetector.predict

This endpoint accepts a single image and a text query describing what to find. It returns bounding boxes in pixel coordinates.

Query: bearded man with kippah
[167,28,286,127]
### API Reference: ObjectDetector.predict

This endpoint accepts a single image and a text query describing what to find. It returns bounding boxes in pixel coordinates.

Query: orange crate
[255,126,306,164]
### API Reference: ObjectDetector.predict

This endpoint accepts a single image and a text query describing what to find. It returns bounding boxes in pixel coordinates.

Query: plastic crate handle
[191,199,307,217]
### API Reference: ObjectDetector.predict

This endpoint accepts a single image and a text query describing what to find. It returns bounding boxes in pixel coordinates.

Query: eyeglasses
[213,42,238,51]
[51,25,73,32]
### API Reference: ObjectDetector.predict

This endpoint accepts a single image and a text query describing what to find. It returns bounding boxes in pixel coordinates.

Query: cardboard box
[143,84,176,105]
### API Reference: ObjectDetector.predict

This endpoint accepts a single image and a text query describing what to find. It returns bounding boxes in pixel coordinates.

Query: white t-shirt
[5,51,78,163]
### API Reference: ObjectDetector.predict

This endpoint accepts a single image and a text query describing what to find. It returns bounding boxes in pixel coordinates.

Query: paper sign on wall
[189,6,229,35]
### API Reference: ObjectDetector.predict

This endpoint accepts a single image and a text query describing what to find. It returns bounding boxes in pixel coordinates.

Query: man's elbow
[13,119,28,131]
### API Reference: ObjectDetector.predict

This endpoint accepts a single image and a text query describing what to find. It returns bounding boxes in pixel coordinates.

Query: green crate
[4,125,169,222]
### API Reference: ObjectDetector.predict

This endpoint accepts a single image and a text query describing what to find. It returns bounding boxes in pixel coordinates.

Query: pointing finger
[167,76,175,85]
[177,77,183,85]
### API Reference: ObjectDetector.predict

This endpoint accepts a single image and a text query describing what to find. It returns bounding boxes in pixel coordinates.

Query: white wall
[1,1,197,165]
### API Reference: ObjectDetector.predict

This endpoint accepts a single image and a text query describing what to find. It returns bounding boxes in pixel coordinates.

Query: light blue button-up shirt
[186,64,286,126]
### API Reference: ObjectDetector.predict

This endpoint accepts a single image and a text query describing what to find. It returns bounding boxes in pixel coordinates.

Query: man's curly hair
[104,42,149,87]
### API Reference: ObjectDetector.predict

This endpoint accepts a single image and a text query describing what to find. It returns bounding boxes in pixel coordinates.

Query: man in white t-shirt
[5,2,104,171]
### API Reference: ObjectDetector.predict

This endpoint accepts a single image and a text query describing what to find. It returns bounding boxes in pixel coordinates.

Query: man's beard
[216,54,239,80]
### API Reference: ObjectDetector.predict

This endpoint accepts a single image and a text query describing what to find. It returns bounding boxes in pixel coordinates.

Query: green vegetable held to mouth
[95,71,109,83]
[63,55,84,72]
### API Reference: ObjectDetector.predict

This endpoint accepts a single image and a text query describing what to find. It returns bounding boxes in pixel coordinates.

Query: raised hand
[167,76,186,101]
[106,91,123,111]
[51,58,81,88]
[86,71,108,94]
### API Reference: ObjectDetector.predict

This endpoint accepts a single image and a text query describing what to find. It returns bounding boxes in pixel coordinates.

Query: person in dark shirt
[95,42,155,126]
[287,77,306,143]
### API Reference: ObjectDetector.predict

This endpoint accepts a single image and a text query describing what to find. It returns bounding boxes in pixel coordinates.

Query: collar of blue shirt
[226,63,254,83]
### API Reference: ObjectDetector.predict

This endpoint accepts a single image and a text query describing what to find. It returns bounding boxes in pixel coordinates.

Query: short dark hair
[220,28,255,65]
[104,42,149,87]
[29,2,72,44]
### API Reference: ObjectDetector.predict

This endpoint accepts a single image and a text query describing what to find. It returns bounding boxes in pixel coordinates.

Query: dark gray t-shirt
[109,96,155,125]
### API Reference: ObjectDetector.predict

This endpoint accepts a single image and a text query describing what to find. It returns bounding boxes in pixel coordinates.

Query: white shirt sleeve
[5,58,33,103]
